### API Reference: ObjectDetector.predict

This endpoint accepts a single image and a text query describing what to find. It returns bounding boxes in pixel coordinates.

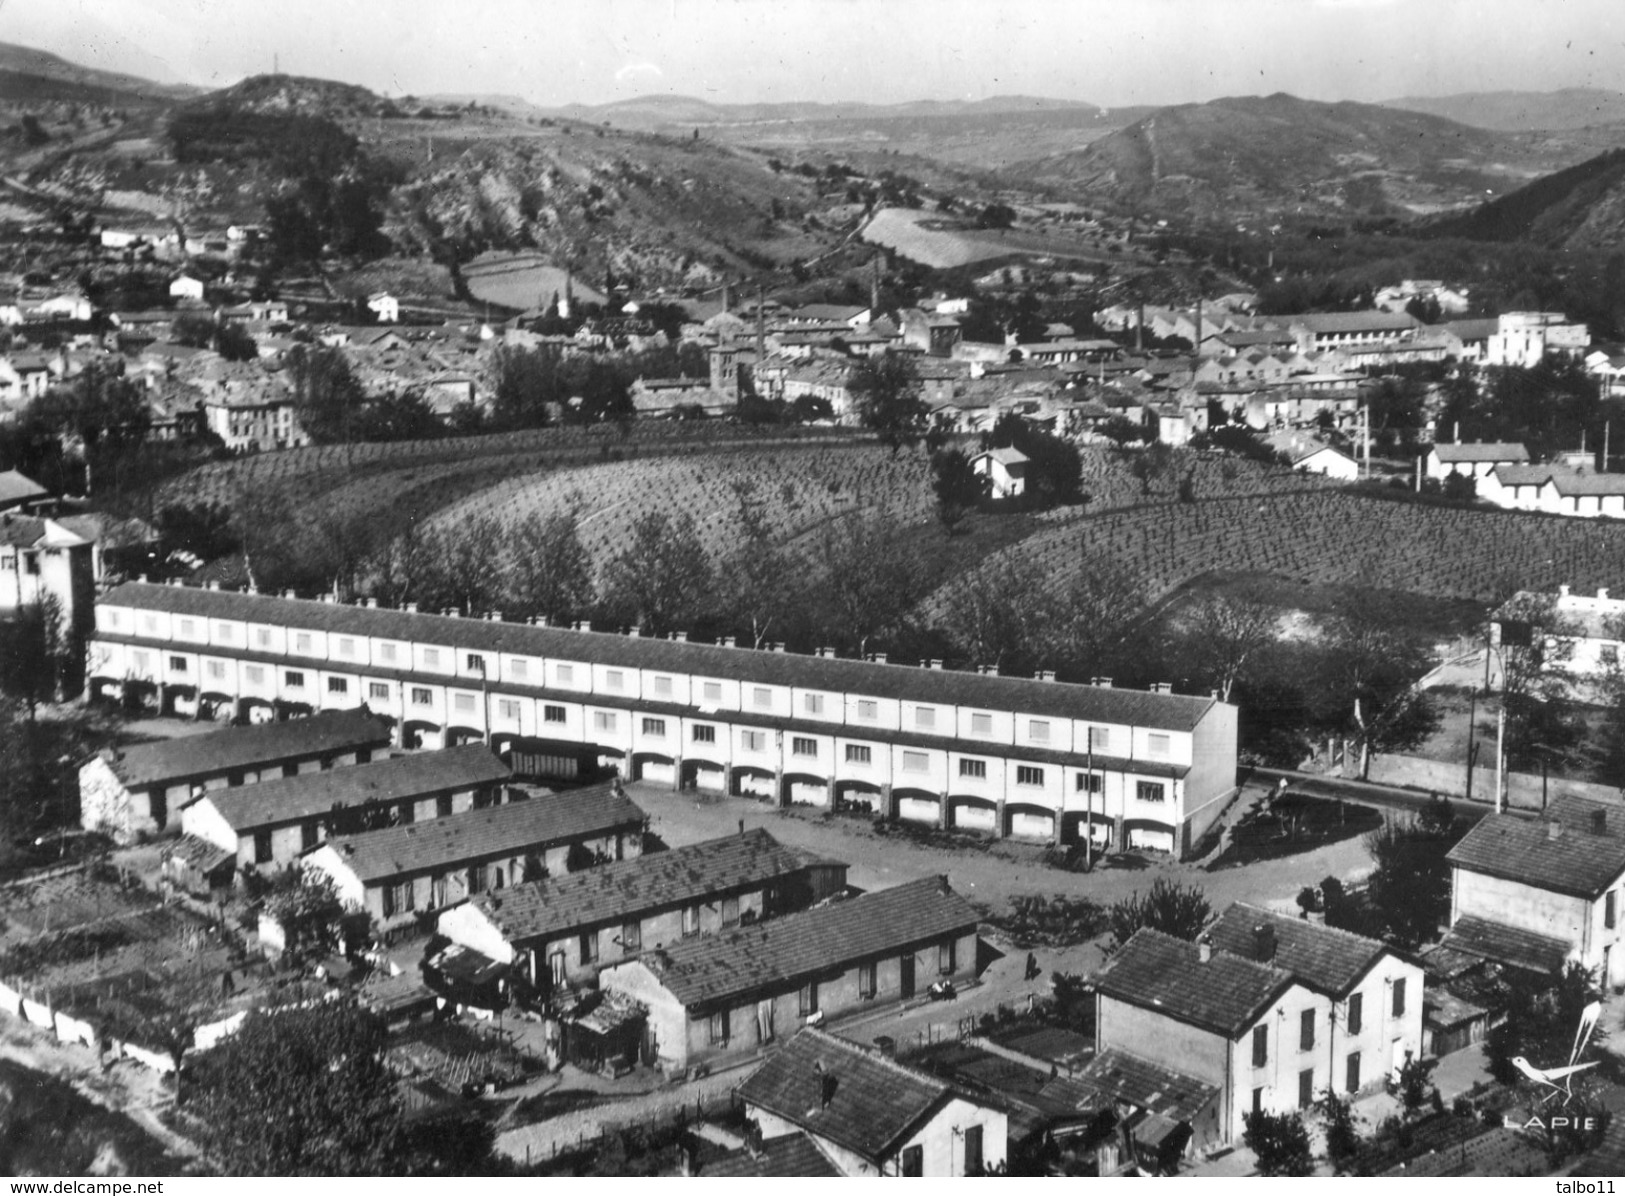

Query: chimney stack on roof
[1150,681,1172,694]
[282,589,296,599]
[670,630,687,642]
[770,642,786,653]
[720,635,737,648]
[363,597,377,608]
[486,610,502,622]
[403,602,418,613]
[1093,677,1114,688]
[868,652,888,664]
[573,620,591,632]
[444,608,460,618]
[1601,588,1611,602]
[1253,923,1276,964]
[1035,669,1057,682]
[628,624,642,638]
[1198,938,1213,964]
[929,659,943,670]
[1548,820,1563,841]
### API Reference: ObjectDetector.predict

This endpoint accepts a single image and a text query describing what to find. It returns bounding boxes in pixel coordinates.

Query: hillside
[1383,87,1625,132]
[179,73,406,120]
[1426,147,1625,250]
[0,40,194,103]
[1003,93,1555,223]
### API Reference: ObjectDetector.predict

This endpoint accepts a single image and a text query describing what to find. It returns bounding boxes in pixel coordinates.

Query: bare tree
[600,511,713,636]
[720,479,795,648]
[940,556,1057,670]
[1178,593,1279,701]
[814,513,927,654]
[1037,559,1146,679]
[504,508,595,624]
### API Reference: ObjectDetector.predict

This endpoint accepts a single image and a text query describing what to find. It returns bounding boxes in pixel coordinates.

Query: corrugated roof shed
[320,780,645,883]
[1206,903,1387,997]
[1439,915,1571,976]
[196,744,510,831]
[1092,928,1295,1037]
[468,828,828,945]
[629,876,978,1008]
[736,1028,956,1163]
[105,708,392,788]
[98,582,1217,732]
[1073,1048,1219,1124]
[1447,795,1625,898]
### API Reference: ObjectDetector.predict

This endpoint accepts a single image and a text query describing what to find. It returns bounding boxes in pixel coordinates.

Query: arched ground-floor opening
[162,684,197,718]
[89,677,123,707]
[198,691,236,723]
[273,699,313,721]
[236,696,275,725]
[631,752,676,786]
[782,772,829,808]
[403,719,443,750]
[1004,803,1056,841]
[1059,811,1114,848]
[833,780,883,816]
[947,794,997,834]
[445,725,485,747]
[121,679,158,716]
[593,747,626,778]
[730,765,777,801]
[894,789,942,827]
[681,758,727,794]
[1123,818,1177,854]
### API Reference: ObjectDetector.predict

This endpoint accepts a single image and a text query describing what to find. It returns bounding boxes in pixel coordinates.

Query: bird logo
[1510,1000,1602,1105]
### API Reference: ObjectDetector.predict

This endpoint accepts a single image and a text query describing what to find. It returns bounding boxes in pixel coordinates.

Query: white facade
[1486,312,1589,368]
[87,585,1241,858]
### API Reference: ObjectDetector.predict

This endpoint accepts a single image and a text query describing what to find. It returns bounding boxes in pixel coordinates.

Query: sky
[3,0,1625,109]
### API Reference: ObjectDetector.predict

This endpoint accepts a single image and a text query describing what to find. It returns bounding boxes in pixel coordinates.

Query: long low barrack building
[86,581,1239,857]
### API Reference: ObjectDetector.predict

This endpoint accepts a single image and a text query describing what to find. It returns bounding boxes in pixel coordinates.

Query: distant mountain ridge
[0,39,197,103]
[1426,147,1625,250]
[538,92,1104,129]
[1003,92,1552,222]
[1382,87,1625,131]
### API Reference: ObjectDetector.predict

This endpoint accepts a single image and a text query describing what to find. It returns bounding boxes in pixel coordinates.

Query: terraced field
[152,423,870,525]
[933,489,1625,615]
[428,442,937,561]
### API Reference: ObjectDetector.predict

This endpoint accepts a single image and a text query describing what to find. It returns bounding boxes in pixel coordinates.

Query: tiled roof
[167,833,235,876]
[1491,464,1554,486]
[105,709,393,788]
[1206,903,1388,997]
[1439,318,1500,342]
[1550,469,1625,497]
[0,470,47,507]
[1076,1048,1218,1124]
[1289,311,1422,334]
[1440,915,1571,975]
[0,513,85,549]
[701,1133,843,1178]
[98,583,1218,733]
[1092,927,1294,1036]
[1446,795,1625,897]
[1430,441,1529,463]
[468,829,828,946]
[736,1028,956,1163]
[625,876,979,1008]
[197,744,511,832]
[319,781,645,883]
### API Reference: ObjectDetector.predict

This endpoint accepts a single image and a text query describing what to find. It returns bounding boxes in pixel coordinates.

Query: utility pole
[1083,740,1094,871]
[1495,701,1506,814]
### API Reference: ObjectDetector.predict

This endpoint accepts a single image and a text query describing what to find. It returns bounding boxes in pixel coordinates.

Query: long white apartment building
[86,581,1240,858]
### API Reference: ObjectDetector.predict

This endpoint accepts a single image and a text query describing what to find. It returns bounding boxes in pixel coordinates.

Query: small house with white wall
[971,446,1027,498]
[1265,431,1358,480]
[169,276,205,303]
[1446,794,1625,991]
[1425,441,1530,483]
[367,292,400,324]
[736,1027,1008,1177]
